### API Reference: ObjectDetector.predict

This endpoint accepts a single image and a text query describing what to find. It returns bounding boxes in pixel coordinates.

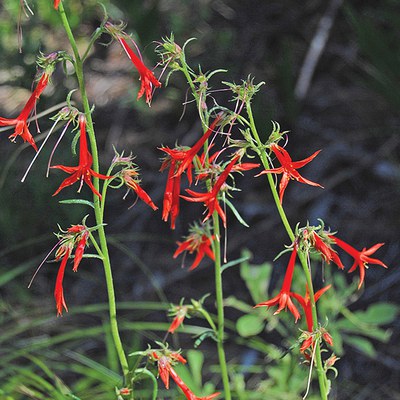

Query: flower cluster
[52,224,90,315]
[151,349,220,400]
[159,116,222,229]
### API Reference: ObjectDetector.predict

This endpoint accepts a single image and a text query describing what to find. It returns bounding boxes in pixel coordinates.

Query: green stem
[246,102,328,399]
[212,214,232,400]
[179,53,231,398]
[58,3,129,380]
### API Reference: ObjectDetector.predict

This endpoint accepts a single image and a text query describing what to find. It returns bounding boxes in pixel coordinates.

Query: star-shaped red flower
[256,144,323,203]
[51,115,111,198]
[330,236,388,289]
[181,155,239,227]
[255,245,301,322]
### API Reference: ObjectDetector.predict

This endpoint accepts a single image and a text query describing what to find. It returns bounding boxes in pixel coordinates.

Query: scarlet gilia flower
[174,224,215,270]
[292,285,332,354]
[181,155,240,228]
[329,236,388,289]
[311,231,344,269]
[51,115,111,199]
[153,351,220,400]
[256,144,323,203]
[160,117,221,228]
[105,23,161,105]
[232,162,260,172]
[54,224,89,315]
[0,72,50,151]
[168,305,188,334]
[292,285,331,332]
[54,247,71,316]
[255,245,301,322]
[121,169,158,210]
[54,0,61,9]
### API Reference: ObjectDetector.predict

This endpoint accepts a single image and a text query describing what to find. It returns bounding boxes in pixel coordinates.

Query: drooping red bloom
[232,162,261,172]
[72,230,89,272]
[174,231,215,270]
[154,352,220,400]
[181,155,240,227]
[329,236,388,289]
[255,245,301,321]
[0,72,50,151]
[54,248,71,316]
[54,0,61,9]
[256,144,323,203]
[168,306,188,334]
[122,169,158,210]
[161,163,182,229]
[160,117,221,229]
[53,224,88,315]
[117,36,161,105]
[51,115,111,199]
[292,285,331,332]
[311,231,344,269]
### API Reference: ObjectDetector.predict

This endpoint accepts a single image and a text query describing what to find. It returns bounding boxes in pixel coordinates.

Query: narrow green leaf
[221,254,251,273]
[223,198,249,227]
[59,199,94,208]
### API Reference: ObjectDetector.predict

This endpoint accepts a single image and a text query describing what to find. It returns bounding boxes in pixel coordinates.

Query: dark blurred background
[0,0,399,399]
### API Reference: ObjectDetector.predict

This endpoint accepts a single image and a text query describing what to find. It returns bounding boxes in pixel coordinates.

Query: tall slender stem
[179,55,232,399]
[212,214,232,400]
[58,3,129,380]
[246,102,328,398]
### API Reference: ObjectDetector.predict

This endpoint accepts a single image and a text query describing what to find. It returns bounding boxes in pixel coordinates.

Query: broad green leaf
[236,314,265,337]
[240,249,272,304]
[343,335,376,358]
[355,302,399,325]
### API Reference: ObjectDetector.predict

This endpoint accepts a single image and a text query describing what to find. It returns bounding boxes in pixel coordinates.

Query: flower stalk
[58,2,129,380]
[177,51,232,400]
[245,101,328,399]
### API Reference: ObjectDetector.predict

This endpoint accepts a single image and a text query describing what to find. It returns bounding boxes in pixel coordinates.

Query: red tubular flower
[311,232,344,269]
[122,169,158,210]
[0,72,50,151]
[53,224,89,315]
[181,155,240,227]
[329,236,388,289]
[255,245,301,322]
[54,248,70,316]
[174,231,215,270]
[160,117,221,228]
[73,230,89,272]
[292,285,332,354]
[117,36,161,105]
[232,162,260,172]
[161,162,182,229]
[54,0,61,9]
[256,144,323,203]
[173,116,222,182]
[292,285,331,332]
[154,353,220,400]
[51,115,111,198]
[168,306,188,334]
[168,314,186,334]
